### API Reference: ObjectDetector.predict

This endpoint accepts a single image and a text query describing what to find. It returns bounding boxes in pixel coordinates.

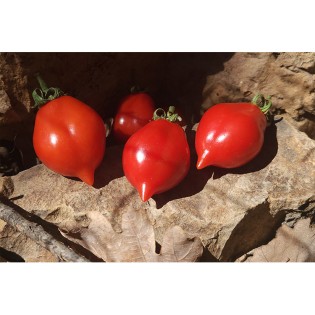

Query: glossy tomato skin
[33,95,106,185]
[113,92,155,143]
[122,119,190,202]
[195,103,267,169]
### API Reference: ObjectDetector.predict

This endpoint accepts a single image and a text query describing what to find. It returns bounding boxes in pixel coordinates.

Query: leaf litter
[237,218,315,262]
[60,208,203,262]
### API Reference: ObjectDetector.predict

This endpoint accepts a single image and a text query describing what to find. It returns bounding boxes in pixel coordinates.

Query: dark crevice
[220,201,286,262]
[272,52,281,59]
[0,246,25,262]
[155,241,161,254]
[299,65,315,75]
[301,110,315,123]
[298,199,315,212]
[199,247,219,262]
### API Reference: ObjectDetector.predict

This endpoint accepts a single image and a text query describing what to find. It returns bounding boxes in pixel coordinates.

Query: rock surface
[0,221,57,262]
[202,52,315,139]
[0,53,31,127]
[0,117,314,262]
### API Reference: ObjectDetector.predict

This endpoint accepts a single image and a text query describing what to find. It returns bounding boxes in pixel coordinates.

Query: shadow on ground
[153,121,278,209]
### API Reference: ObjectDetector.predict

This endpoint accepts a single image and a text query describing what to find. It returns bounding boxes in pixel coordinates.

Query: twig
[0,201,89,262]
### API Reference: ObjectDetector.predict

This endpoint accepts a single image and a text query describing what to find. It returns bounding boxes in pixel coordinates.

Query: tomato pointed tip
[140,196,150,202]
[196,150,210,170]
[196,160,206,170]
[196,155,205,169]
[139,183,153,202]
[83,179,94,186]
[196,162,203,170]
[78,169,95,186]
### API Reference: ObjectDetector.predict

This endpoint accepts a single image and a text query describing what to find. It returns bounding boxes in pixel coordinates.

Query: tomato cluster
[32,76,271,202]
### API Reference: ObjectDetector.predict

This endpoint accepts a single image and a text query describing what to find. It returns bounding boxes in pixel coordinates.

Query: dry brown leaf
[61,209,203,262]
[237,218,315,262]
[159,225,204,262]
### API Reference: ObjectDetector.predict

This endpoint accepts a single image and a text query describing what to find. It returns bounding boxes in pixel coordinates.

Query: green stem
[153,106,182,123]
[251,94,272,115]
[32,74,65,108]
[35,73,49,93]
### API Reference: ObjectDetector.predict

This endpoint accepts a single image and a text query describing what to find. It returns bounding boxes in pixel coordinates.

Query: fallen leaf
[159,225,204,262]
[61,208,203,262]
[236,218,315,262]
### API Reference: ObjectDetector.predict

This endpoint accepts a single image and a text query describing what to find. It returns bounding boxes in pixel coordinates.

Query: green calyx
[32,74,65,108]
[251,94,272,115]
[153,106,182,123]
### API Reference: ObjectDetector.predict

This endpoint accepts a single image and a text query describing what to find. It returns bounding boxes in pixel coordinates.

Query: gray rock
[148,118,315,260]
[0,54,31,127]
[202,52,315,139]
[0,222,57,262]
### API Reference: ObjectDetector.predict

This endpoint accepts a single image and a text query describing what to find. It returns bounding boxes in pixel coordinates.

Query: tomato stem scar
[251,94,272,115]
[153,106,182,122]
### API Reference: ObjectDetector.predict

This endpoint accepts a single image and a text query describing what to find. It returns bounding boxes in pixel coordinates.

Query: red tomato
[122,118,190,202]
[32,80,106,186]
[113,92,155,143]
[195,96,271,169]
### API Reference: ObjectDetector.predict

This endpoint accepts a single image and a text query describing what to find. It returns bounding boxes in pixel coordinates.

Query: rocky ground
[0,117,314,262]
[0,52,314,262]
